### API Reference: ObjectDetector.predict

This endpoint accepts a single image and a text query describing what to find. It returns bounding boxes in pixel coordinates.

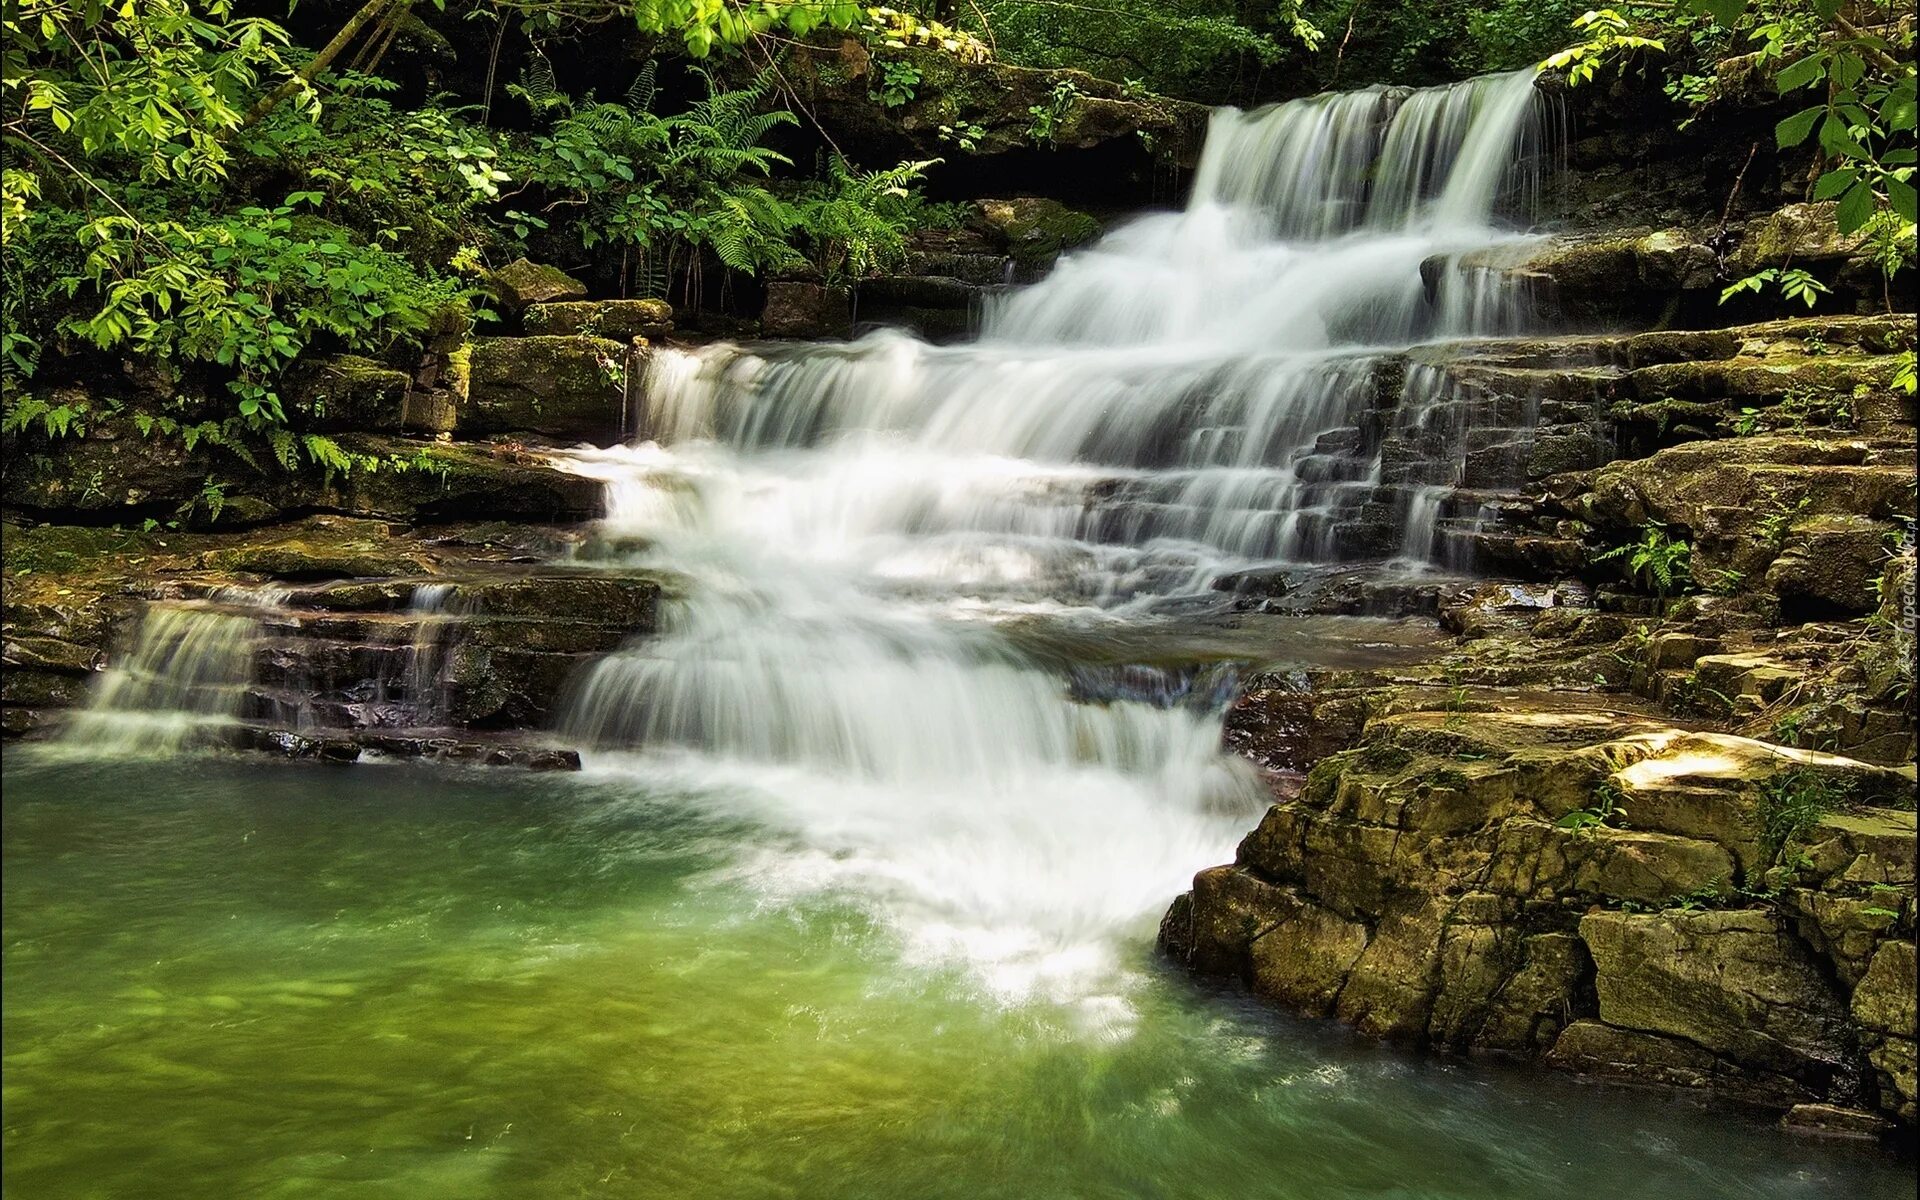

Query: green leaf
[1890,178,1918,225]
[1812,168,1858,200]
[1775,106,1822,148]
[1774,54,1826,94]
[1835,181,1874,234]
[1817,115,1870,160]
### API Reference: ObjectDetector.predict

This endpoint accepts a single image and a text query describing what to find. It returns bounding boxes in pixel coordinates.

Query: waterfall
[561,70,1554,1014]
[63,587,282,754]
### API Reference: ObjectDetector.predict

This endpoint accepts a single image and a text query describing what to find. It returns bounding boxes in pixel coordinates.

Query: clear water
[4,754,1911,1200]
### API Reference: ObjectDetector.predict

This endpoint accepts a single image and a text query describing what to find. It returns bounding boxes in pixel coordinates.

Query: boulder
[486,258,588,312]
[972,198,1102,269]
[523,299,674,341]
[463,336,632,444]
[762,282,853,339]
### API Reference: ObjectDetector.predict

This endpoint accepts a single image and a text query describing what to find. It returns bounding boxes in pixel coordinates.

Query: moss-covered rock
[523,299,674,341]
[972,198,1102,268]
[197,516,428,580]
[463,336,631,443]
[485,258,588,312]
[309,437,605,523]
[287,355,448,435]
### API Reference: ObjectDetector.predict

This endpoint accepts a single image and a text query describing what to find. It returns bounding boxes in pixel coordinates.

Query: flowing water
[10,72,1912,1196]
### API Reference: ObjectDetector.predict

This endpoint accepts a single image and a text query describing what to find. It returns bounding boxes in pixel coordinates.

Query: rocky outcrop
[779,40,1207,205]
[1164,700,1918,1132]
[463,335,635,443]
[1,514,666,749]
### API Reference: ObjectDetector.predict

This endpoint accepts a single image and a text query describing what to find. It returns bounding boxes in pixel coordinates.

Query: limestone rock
[198,516,427,580]
[1580,908,1852,1086]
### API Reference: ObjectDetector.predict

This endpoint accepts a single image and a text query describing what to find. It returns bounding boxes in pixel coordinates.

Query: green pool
[3,753,1909,1199]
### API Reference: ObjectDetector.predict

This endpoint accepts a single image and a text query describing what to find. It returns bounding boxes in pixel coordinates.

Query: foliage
[1558,778,1629,833]
[1753,767,1850,860]
[1026,79,1081,146]
[793,157,943,281]
[1719,266,1830,306]
[1593,521,1693,597]
[3,3,958,479]
[1541,8,1666,85]
[874,60,923,108]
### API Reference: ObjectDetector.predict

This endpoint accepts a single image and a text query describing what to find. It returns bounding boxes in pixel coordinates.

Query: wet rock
[464,336,632,444]
[523,299,674,341]
[486,258,588,312]
[199,516,427,580]
[1779,1103,1895,1141]
[972,198,1102,269]
[1171,691,1917,1125]
[762,282,853,339]
[1581,909,1852,1088]
[311,438,604,524]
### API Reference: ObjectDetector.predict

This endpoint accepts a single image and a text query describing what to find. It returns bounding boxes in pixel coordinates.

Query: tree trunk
[239,0,400,129]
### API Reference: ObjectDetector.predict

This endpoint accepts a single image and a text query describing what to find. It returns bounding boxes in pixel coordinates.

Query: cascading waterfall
[562,69,1556,1016]
[64,587,284,754]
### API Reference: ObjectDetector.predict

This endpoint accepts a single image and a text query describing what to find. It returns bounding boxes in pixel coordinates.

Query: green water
[3,753,1909,1199]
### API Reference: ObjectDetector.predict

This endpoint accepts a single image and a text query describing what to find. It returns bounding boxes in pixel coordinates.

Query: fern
[625,60,658,114]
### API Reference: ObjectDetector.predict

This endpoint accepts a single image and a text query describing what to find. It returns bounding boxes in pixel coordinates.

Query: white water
[561,71,1553,1018]
[64,587,285,754]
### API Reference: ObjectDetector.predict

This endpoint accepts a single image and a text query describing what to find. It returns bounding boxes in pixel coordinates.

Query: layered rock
[1,514,668,756]
[1164,702,1917,1131]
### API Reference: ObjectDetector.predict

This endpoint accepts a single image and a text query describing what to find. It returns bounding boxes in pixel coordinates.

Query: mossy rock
[523,300,674,341]
[463,336,631,443]
[972,198,1102,267]
[485,259,588,312]
[197,516,427,580]
[308,437,605,524]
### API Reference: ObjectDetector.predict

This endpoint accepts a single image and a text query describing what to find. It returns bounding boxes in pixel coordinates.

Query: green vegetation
[0,1,957,478]
[1557,778,1629,833]
[1753,766,1852,859]
[1593,521,1693,597]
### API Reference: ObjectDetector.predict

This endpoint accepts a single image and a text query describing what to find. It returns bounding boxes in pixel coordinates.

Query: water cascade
[64,587,284,754]
[562,70,1557,1013]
